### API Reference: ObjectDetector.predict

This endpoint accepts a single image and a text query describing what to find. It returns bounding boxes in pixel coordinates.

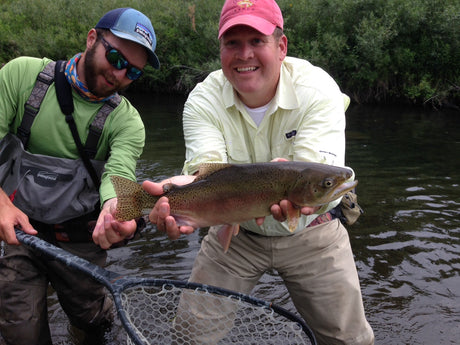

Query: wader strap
[18,61,121,158]
[17,61,56,148]
[54,60,74,115]
[85,94,121,159]
[55,60,101,188]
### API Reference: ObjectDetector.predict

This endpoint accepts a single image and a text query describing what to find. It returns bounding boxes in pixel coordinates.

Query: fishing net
[13,229,315,345]
[121,283,314,345]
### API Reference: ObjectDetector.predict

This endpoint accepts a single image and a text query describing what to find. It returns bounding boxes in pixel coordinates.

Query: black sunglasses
[100,37,143,80]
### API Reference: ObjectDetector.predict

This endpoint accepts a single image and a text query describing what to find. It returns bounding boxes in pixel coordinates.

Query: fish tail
[110,175,157,221]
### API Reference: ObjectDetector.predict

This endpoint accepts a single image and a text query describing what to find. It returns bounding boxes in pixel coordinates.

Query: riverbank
[1,0,458,108]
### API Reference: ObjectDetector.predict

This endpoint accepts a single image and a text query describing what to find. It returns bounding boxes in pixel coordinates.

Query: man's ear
[279,35,288,61]
[86,28,98,50]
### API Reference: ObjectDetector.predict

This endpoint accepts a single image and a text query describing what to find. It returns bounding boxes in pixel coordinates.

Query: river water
[6,94,460,344]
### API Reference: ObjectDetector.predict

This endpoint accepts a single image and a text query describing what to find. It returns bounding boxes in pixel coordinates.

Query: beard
[83,42,122,98]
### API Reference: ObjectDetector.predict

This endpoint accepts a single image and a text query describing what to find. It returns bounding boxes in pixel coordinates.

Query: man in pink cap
[144,0,374,344]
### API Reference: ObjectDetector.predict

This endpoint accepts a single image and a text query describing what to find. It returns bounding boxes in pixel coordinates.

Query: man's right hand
[0,189,37,245]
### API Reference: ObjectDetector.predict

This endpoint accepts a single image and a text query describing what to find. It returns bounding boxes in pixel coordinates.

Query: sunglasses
[100,37,143,80]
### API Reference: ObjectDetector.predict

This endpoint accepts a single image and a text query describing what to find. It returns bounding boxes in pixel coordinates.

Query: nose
[236,42,254,60]
[112,67,129,80]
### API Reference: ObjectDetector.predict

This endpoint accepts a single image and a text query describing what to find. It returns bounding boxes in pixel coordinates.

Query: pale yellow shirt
[182,56,352,236]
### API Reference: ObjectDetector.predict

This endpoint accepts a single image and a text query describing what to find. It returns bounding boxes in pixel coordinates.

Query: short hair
[273,27,284,40]
[95,28,109,40]
[219,26,284,41]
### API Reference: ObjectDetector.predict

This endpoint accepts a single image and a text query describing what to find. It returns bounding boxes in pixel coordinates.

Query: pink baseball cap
[218,0,284,39]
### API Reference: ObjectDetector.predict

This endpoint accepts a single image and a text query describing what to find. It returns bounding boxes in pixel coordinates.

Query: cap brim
[111,29,160,69]
[218,15,276,39]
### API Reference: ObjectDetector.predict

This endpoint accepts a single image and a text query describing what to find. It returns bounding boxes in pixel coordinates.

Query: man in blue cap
[0,8,158,344]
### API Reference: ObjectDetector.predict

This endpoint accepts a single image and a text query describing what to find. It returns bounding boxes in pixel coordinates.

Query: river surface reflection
[25,94,460,344]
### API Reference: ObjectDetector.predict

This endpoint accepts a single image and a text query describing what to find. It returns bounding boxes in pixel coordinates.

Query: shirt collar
[222,78,235,109]
[277,61,299,110]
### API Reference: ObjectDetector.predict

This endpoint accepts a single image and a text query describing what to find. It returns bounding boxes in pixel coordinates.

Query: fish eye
[323,178,334,188]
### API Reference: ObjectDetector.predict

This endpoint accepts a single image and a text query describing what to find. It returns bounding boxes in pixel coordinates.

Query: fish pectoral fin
[232,224,240,236]
[216,224,240,253]
[286,207,301,232]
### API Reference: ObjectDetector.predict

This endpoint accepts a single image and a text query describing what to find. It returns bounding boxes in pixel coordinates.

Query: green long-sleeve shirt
[0,56,145,205]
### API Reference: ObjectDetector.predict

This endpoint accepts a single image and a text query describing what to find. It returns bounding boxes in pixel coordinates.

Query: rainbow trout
[111,162,357,252]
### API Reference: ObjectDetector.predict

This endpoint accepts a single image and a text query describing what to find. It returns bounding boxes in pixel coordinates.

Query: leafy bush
[279,0,460,107]
[0,0,458,107]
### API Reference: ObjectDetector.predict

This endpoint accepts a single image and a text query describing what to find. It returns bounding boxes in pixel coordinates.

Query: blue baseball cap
[96,8,160,69]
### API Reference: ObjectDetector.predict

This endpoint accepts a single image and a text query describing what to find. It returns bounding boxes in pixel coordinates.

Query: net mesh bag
[122,284,312,345]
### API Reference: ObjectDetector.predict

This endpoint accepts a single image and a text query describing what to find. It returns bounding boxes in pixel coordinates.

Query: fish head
[287,164,357,207]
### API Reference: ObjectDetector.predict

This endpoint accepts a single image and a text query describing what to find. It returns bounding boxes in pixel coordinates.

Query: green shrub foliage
[0,0,458,107]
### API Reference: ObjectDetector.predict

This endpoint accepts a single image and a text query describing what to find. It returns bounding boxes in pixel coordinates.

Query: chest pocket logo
[285,130,297,139]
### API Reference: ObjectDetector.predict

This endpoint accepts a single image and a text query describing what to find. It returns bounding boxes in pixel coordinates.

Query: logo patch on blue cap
[135,23,153,47]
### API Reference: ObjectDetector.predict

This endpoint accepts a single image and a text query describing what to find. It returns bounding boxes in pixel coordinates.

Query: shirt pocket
[226,140,252,163]
[271,131,296,161]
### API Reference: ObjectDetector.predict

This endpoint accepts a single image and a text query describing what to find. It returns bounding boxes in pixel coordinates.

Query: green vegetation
[1,0,458,108]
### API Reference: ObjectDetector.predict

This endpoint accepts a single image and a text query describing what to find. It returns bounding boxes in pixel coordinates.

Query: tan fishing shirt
[182,56,353,236]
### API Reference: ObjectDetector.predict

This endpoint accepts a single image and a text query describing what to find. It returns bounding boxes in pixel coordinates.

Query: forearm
[182,103,228,175]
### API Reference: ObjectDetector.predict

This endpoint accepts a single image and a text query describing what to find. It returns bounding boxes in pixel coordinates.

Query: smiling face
[79,29,148,98]
[220,25,287,108]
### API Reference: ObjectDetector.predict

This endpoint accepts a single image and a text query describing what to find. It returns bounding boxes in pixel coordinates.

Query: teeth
[237,67,256,72]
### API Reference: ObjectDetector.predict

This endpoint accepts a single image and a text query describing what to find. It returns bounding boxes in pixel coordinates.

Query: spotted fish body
[111,162,357,251]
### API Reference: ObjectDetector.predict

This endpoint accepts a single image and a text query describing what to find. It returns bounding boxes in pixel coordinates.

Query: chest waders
[0,61,122,241]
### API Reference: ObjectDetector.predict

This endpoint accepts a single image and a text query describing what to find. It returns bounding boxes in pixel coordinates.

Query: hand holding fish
[267,158,321,222]
[270,200,320,223]
[92,198,138,249]
[142,175,197,239]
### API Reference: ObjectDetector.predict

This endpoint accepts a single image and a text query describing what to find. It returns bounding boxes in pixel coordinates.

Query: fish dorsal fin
[194,163,232,181]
